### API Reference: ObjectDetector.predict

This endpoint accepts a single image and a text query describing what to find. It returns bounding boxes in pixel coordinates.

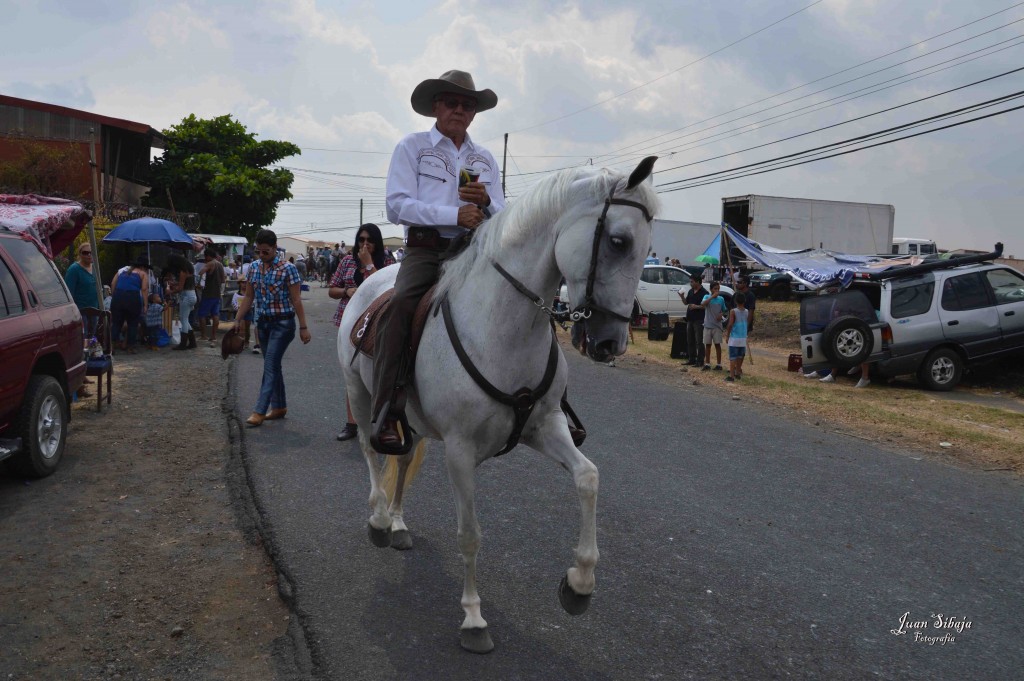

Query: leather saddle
[349,286,437,362]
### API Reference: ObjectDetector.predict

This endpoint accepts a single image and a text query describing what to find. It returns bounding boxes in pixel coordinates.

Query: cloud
[275,0,376,55]
[146,2,229,49]
[0,79,96,110]
[246,101,402,148]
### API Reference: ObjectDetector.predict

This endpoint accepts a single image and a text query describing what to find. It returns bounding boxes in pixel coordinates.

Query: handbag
[171,320,182,344]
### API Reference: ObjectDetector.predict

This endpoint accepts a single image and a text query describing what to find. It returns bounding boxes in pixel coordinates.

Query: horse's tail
[381,438,427,505]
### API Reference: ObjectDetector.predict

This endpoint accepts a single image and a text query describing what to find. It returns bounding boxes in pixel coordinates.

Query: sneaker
[855,377,870,388]
[702,364,711,371]
[252,345,261,355]
[725,375,735,382]
[713,364,723,371]
[802,371,819,379]
[819,374,835,383]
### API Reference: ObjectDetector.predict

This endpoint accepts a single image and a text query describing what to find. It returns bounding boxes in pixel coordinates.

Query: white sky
[4,0,1022,255]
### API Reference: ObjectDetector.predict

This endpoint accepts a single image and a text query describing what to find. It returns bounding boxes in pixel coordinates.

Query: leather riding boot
[172,333,188,351]
[186,331,197,349]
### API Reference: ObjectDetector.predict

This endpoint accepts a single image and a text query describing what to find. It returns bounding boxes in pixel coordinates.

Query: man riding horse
[371,70,505,452]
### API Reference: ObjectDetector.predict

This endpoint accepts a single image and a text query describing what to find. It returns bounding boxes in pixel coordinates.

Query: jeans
[254,316,296,414]
[686,319,703,362]
[111,290,142,345]
[178,290,197,334]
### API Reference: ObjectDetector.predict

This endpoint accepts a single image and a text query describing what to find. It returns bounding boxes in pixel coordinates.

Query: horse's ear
[626,156,658,190]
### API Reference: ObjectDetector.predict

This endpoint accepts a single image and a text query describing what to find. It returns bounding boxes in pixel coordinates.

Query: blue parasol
[103,217,194,249]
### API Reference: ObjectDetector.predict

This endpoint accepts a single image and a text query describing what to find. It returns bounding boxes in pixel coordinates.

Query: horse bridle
[487,185,653,325]
[568,187,654,323]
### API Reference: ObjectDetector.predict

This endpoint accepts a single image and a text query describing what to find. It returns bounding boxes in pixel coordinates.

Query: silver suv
[800,250,1024,391]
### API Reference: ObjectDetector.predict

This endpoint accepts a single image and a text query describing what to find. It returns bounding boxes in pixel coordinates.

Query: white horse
[337,156,659,653]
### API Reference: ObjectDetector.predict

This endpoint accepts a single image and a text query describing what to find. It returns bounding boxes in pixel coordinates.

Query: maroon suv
[0,228,86,477]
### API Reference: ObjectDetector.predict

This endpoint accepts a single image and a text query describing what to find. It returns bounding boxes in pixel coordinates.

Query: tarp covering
[0,194,91,258]
[722,224,921,290]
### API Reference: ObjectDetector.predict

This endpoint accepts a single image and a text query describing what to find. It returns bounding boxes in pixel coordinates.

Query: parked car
[749,270,792,300]
[0,228,86,477]
[558,265,734,319]
[799,252,1024,391]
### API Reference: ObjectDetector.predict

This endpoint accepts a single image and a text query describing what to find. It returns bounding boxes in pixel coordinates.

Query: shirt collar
[430,124,474,152]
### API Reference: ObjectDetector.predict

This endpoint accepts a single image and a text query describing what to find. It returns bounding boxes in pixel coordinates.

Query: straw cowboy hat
[410,70,498,117]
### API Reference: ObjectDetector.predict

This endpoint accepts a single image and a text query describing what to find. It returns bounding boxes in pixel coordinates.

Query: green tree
[144,114,300,240]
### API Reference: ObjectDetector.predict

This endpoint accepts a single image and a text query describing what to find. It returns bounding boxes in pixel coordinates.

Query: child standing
[700,281,728,371]
[145,293,164,350]
[724,293,749,382]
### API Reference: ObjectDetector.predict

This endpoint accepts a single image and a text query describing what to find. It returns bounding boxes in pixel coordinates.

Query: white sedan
[557,265,734,317]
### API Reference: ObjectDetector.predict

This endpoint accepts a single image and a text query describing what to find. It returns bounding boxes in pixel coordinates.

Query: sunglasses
[80,251,92,255]
[436,97,477,112]
[357,236,370,242]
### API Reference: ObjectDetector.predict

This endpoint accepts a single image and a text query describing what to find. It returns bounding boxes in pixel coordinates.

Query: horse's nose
[594,339,620,359]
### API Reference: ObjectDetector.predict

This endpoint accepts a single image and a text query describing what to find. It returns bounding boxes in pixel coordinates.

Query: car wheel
[917,347,963,392]
[821,317,873,368]
[770,282,790,301]
[9,375,68,478]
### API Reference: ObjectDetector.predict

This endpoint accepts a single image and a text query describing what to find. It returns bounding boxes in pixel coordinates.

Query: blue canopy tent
[721,223,919,291]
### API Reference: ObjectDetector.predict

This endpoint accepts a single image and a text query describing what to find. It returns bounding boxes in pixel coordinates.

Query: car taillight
[881,325,893,344]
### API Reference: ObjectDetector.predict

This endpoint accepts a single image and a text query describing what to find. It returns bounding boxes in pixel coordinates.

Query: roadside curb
[222,356,318,680]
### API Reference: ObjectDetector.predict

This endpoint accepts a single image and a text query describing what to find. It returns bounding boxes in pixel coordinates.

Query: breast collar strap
[570,188,653,323]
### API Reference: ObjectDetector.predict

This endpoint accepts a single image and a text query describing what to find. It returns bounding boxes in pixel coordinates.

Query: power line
[491,0,825,138]
[594,20,1024,168]
[590,2,1024,163]
[653,63,1024,180]
[657,99,1024,192]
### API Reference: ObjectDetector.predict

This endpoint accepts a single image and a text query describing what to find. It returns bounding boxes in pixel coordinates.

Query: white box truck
[721,194,895,255]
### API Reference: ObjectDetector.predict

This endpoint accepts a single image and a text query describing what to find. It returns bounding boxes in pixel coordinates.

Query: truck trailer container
[721,194,895,255]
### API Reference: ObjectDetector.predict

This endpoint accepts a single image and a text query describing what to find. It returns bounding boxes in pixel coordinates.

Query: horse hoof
[558,574,592,616]
[367,523,392,548]
[390,529,413,551]
[459,627,494,654]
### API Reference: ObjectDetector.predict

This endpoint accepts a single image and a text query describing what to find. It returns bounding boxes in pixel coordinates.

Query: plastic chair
[80,307,113,412]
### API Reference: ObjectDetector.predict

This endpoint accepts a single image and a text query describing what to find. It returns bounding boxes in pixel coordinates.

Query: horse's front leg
[523,409,599,615]
[443,445,493,654]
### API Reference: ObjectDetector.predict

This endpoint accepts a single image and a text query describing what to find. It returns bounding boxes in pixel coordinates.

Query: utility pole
[502,133,508,197]
[87,128,105,311]
[359,198,363,225]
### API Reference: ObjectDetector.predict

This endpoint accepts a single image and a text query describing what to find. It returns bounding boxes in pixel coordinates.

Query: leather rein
[439,185,653,456]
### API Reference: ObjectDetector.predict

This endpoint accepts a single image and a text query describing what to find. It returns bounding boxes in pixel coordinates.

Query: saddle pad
[349,286,437,360]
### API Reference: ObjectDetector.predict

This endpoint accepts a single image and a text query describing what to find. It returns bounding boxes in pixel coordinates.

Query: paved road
[234,288,1023,680]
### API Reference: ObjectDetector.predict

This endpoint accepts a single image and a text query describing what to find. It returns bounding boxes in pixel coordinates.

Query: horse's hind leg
[443,445,493,654]
[523,411,599,616]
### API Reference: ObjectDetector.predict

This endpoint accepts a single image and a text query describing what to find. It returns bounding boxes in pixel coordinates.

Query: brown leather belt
[406,227,454,250]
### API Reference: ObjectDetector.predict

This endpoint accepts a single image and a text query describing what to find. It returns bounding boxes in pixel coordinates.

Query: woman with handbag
[329,223,395,441]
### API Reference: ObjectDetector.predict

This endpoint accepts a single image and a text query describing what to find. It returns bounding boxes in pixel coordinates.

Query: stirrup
[370,399,414,456]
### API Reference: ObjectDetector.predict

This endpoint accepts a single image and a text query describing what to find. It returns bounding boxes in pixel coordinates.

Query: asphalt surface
[234,288,1023,681]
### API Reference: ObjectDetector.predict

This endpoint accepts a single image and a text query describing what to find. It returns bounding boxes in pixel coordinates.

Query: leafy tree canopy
[144,114,300,240]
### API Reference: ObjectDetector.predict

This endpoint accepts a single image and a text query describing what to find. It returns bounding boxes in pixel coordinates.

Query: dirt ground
[0,339,302,681]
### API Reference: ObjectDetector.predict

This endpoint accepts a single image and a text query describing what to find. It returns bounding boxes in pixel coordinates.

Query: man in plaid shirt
[235,229,312,426]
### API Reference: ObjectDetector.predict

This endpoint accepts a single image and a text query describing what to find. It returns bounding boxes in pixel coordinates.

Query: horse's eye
[609,235,630,252]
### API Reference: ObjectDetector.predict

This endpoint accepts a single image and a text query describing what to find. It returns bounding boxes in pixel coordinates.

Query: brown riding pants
[371,245,448,418]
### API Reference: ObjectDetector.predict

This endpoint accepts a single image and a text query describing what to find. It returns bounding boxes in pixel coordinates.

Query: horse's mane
[435,165,660,302]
